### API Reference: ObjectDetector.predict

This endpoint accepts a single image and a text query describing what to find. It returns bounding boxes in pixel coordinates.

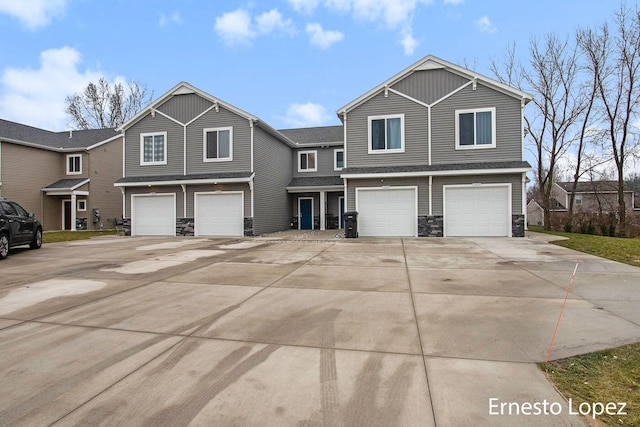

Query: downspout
[249,119,255,219]
[342,112,348,210]
[183,125,187,176]
[522,173,527,230]
[427,105,432,165]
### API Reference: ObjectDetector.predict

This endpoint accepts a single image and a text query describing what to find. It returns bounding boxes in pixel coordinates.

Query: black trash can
[344,211,358,238]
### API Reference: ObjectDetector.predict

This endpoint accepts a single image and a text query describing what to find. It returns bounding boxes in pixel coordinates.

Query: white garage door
[132,194,175,236]
[356,187,417,237]
[445,185,511,237]
[195,192,244,236]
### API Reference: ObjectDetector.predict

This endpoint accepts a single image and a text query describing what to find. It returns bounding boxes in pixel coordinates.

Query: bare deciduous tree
[65,78,153,129]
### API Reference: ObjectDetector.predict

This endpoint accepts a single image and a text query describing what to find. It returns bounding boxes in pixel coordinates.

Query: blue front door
[339,197,345,229]
[300,198,312,229]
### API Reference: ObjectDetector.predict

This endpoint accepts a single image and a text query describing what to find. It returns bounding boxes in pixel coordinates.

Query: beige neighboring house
[0,119,123,231]
[527,180,639,225]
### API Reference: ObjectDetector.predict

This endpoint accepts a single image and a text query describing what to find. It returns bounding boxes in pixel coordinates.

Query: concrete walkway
[0,234,638,426]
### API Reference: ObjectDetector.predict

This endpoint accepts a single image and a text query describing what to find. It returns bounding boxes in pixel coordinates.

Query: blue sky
[0,0,627,132]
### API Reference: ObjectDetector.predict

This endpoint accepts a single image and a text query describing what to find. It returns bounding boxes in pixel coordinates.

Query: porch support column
[70,193,77,231]
[320,190,326,230]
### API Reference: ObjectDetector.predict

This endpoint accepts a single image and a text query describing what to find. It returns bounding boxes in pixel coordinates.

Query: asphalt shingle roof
[341,161,531,175]
[115,172,253,184]
[43,178,89,190]
[278,126,343,145]
[287,176,344,187]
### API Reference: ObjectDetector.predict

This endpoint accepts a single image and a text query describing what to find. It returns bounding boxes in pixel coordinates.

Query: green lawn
[43,230,120,243]
[529,225,640,267]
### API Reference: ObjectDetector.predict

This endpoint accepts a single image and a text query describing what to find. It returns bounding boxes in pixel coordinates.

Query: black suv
[0,198,42,260]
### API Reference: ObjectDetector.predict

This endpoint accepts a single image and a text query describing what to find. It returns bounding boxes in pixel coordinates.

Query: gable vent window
[67,154,82,175]
[455,108,496,149]
[204,127,233,162]
[368,114,404,153]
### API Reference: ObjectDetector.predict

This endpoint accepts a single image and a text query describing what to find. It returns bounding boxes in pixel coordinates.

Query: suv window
[10,202,28,218]
[1,202,17,216]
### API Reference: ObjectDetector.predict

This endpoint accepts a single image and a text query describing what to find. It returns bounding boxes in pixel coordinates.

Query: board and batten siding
[346,177,430,214]
[186,183,250,218]
[156,93,213,125]
[124,185,184,218]
[186,105,252,174]
[253,127,293,234]
[391,69,469,105]
[431,174,523,216]
[346,91,428,168]
[431,83,523,165]
[292,146,341,177]
[125,113,184,177]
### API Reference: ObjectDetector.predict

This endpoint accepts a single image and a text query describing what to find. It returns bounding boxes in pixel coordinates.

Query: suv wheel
[30,228,42,249]
[0,233,8,260]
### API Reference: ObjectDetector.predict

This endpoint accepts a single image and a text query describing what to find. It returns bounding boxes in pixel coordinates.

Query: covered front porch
[42,179,90,231]
[286,177,344,231]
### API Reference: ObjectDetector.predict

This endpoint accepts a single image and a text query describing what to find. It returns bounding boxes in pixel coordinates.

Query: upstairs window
[67,154,82,175]
[575,194,582,205]
[204,127,233,162]
[368,114,404,153]
[455,108,496,149]
[140,132,167,165]
[298,150,317,172]
[334,149,344,170]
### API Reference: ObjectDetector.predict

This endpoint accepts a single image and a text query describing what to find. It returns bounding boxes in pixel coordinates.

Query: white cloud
[287,0,321,14]
[0,0,68,30]
[215,9,255,46]
[215,8,295,46]
[476,15,497,33]
[306,23,344,49]
[256,9,295,35]
[159,12,183,27]
[400,31,418,55]
[283,102,333,127]
[444,0,464,4]
[0,47,108,130]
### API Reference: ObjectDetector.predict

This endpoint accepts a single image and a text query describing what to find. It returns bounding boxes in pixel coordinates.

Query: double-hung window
[368,114,404,153]
[455,107,496,149]
[334,149,344,170]
[66,154,82,175]
[140,132,167,165]
[204,127,233,162]
[298,150,317,172]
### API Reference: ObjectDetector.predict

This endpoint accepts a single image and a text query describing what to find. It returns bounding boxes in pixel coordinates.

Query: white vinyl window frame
[455,107,497,150]
[575,194,582,205]
[367,114,405,154]
[203,126,234,162]
[77,199,87,211]
[140,132,168,165]
[334,149,344,171]
[66,154,82,175]
[298,150,318,172]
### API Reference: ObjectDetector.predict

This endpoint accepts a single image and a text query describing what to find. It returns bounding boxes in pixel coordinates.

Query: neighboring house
[527,180,639,225]
[114,82,299,237]
[0,119,123,231]
[337,55,532,237]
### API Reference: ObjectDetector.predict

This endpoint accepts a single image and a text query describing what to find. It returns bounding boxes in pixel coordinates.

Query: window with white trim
[204,127,233,162]
[455,107,496,149]
[67,154,82,175]
[368,114,404,153]
[298,150,317,172]
[140,132,167,165]
[77,200,87,211]
[334,149,344,170]
[575,194,582,205]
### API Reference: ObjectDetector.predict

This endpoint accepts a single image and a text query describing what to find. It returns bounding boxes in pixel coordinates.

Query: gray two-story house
[115,82,297,237]
[338,55,532,237]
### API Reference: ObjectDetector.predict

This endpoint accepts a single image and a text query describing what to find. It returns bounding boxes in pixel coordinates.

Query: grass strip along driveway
[531,227,640,426]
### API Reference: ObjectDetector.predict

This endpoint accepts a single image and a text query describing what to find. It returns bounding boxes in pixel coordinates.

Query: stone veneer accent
[419,215,443,237]
[176,218,195,236]
[512,214,525,237]
[244,217,254,236]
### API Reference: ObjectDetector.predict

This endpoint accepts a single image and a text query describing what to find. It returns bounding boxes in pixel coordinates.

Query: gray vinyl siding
[431,83,523,165]
[431,174,523,215]
[124,186,184,218]
[346,91,428,168]
[186,183,251,217]
[292,146,341,177]
[186,105,252,174]
[346,177,430,214]
[125,113,184,177]
[391,69,470,105]
[253,127,293,234]
[156,94,214,125]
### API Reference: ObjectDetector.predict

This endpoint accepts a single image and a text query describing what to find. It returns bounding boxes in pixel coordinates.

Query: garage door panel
[445,186,510,237]
[357,188,416,237]
[195,193,243,237]
[132,195,175,236]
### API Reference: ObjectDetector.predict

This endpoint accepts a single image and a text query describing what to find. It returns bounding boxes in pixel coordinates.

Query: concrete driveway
[0,233,639,426]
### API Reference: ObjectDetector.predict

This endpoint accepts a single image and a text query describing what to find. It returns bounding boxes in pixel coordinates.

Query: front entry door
[339,197,345,229]
[299,198,313,230]
[63,200,71,230]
